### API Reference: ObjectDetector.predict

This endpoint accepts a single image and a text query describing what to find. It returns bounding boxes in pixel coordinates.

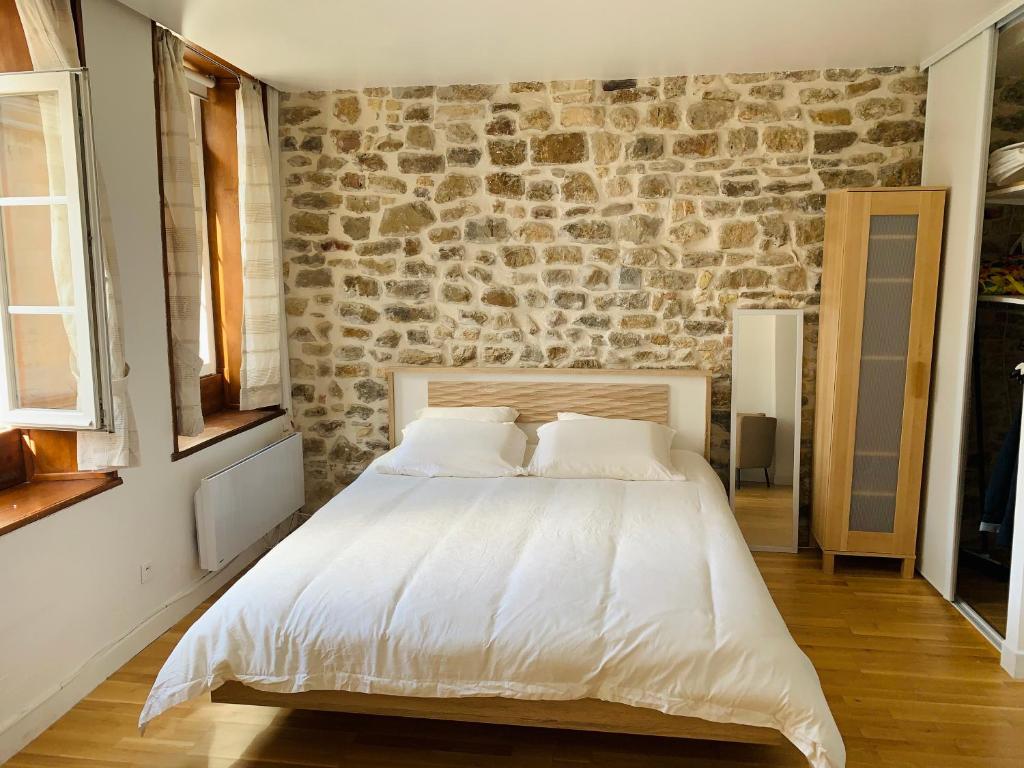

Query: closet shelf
[985,181,1024,205]
[978,294,1024,306]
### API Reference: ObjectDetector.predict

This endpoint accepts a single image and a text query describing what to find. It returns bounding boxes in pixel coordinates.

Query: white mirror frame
[729,308,803,554]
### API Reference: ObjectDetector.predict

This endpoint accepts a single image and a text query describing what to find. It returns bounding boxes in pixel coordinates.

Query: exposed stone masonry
[280,68,927,511]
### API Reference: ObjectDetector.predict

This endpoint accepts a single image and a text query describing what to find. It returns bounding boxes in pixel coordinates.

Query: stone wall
[279,67,927,511]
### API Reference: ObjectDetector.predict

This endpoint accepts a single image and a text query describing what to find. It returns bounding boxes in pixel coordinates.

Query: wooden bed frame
[211,683,785,745]
[385,365,713,459]
[212,367,788,749]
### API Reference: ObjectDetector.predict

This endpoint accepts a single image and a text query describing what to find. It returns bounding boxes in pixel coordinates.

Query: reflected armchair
[735,412,777,489]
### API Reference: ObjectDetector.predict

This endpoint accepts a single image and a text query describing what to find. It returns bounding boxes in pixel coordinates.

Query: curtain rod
[183,41,243,85]
[157,25,244,84]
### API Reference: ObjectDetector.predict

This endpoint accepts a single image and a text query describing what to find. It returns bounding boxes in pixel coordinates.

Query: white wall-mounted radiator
[195,432,304,571]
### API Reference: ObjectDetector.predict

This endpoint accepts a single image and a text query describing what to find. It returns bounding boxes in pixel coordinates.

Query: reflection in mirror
[730,309,803,552]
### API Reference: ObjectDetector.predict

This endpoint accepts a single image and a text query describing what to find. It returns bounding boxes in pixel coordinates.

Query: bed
[141,367,844,768]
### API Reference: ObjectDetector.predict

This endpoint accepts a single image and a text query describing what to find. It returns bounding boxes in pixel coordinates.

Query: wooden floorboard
[9,551,1024,767]
[733,483,794,549]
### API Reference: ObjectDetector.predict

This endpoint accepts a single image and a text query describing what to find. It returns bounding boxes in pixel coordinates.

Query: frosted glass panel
[861,282,912,358]
[849,214,918,534]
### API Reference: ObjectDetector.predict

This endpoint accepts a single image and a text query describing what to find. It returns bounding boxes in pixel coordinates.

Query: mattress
[141,451,844,767]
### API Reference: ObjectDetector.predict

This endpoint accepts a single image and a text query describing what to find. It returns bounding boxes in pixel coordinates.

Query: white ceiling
[117,0,1013,91]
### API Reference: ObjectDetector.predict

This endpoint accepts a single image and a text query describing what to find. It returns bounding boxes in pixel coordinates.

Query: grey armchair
[735,412,777,489]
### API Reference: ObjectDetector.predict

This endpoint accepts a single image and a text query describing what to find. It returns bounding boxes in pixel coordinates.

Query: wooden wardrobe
[812,187,947,577]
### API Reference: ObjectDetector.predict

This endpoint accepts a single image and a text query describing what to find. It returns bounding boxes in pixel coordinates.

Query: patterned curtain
[14,0,140,468]
[13,0,78,69]
[155,27,205,436]
[236,78,282,410]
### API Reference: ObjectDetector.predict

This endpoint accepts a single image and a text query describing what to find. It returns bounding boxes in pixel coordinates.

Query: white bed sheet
[141,451,844,768]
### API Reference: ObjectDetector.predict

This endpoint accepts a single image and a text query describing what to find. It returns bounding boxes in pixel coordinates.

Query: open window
[0,70,111,431]
[0,2,123,538]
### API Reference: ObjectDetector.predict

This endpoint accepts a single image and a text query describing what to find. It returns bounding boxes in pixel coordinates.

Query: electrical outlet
[140,562,153,584]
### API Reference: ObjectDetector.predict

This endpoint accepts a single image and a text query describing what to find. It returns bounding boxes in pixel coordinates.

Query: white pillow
[416,406,519,423]
[527,418,683,481]
[375,419,527,478]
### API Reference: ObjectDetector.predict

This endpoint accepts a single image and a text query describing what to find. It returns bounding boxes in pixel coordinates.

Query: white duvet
[141,451,844,767]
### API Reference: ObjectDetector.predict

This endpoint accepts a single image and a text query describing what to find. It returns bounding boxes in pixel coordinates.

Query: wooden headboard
[385,367,712,459]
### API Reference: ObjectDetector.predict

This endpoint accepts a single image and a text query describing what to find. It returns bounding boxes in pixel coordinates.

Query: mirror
[730,309,803,553]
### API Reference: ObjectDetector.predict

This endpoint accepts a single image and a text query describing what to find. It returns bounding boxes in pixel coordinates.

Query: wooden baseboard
[211,683,786,746]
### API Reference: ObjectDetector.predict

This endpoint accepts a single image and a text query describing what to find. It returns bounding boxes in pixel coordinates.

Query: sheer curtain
[155,27,205,437]
[77,173,139,468]
[236,78,282,410]
[14,0,140,468]
[13,0,77,69]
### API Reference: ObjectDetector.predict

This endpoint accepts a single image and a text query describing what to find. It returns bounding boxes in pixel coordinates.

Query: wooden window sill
[172,407,286,461]
[0,475,123,538]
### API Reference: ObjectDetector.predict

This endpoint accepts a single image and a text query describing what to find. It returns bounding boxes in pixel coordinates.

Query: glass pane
[198,261,215,374]
[1,204,74,306]
[10,313,78,410]
[192,93,216,375]
[849,214,918,534]
[0,92,66,197]
[955,304,1019,638]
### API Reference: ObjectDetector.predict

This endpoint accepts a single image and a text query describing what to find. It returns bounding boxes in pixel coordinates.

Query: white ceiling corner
[116,0,1014,91]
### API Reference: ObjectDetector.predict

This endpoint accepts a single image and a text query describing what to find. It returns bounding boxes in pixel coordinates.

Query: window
[0,4,122,539]
[162,42,284,459]
[0,70,111,430]
[189,91,217,378]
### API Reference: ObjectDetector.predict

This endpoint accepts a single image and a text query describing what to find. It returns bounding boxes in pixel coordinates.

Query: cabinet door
[838,191,945,556]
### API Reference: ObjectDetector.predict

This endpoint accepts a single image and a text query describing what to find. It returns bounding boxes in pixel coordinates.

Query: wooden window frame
[153,29,283,460]
[0,427,120,536]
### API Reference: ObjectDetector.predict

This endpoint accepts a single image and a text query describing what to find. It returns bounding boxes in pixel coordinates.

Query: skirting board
[1002,646,1024,678]
[0,538,269,764]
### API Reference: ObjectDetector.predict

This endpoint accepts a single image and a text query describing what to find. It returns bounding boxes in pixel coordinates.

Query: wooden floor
[10,551,1024,768]
[955,559,1010,637]
[734,483,794,549]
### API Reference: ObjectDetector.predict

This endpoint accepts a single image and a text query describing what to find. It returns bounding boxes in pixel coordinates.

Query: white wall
[0,0,291,760]
[733,313,778,485]
[733,314,776,416]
